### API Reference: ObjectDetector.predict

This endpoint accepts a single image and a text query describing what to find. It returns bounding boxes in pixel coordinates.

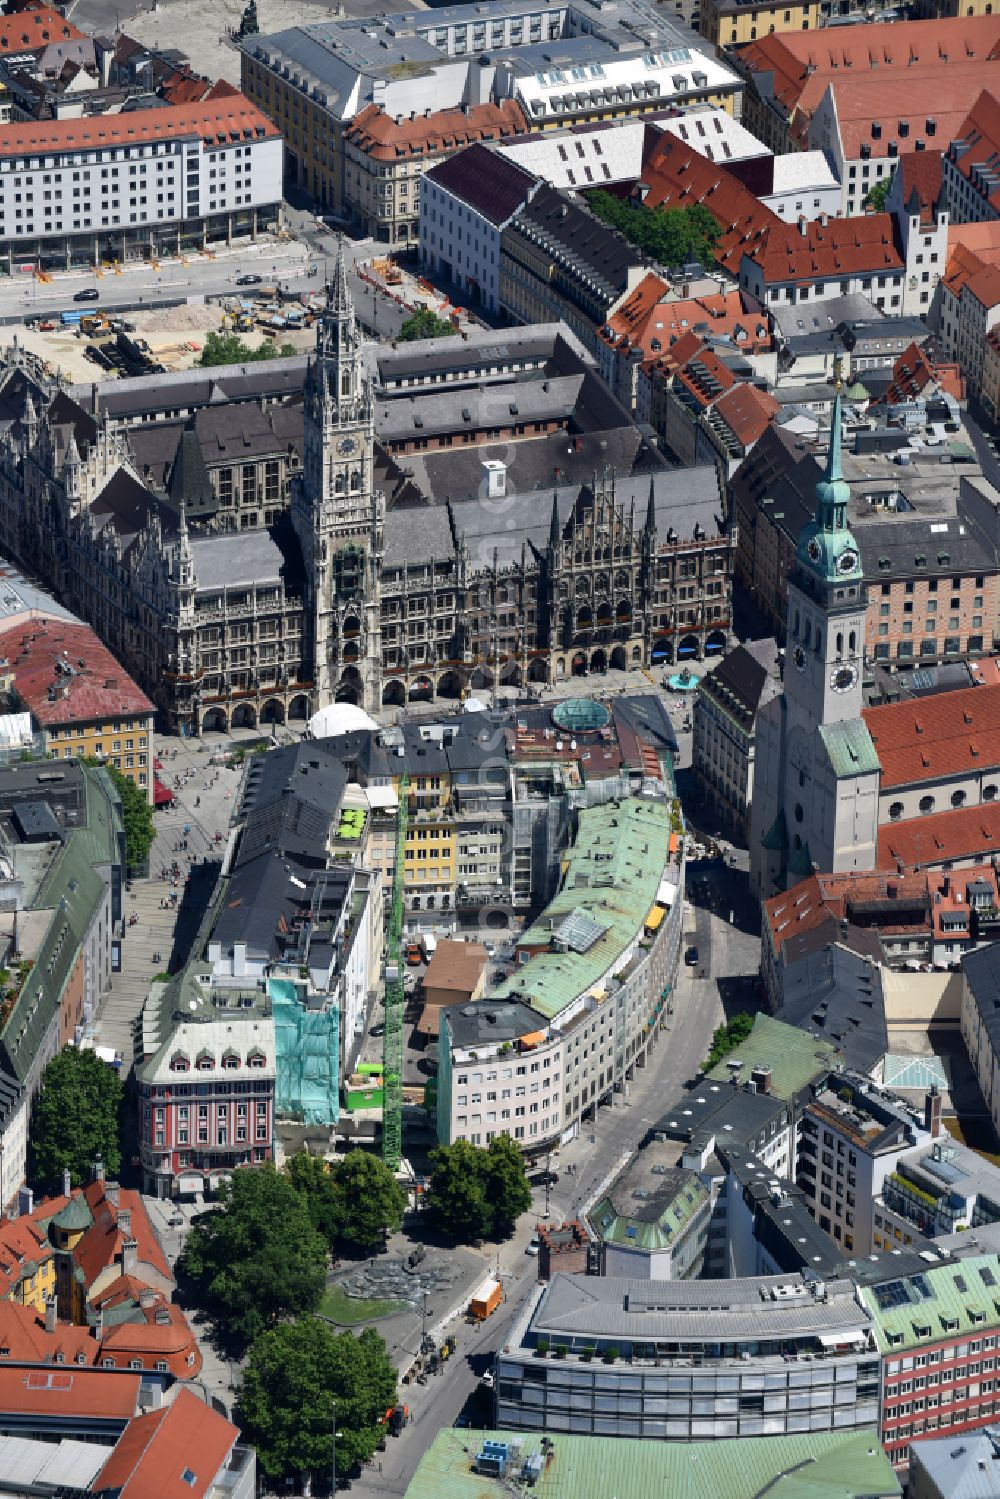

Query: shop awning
[645,905,666,932]
[153,777,174,808]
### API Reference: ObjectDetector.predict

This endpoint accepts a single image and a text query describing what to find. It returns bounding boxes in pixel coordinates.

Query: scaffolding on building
[382,771,408,1170]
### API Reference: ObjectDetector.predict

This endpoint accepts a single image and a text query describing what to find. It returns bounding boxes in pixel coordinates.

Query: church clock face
[830,663,859,694]
[837,548,859,574]
[338,436,357,456]
[793,645,807,672]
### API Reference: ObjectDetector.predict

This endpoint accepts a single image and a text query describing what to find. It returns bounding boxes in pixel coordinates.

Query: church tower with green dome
[749,377,881,898]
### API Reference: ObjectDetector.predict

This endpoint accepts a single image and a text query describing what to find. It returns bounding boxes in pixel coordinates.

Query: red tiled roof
[75,1181,172,1289]
[600,282,771,363]
[863,683,1000,788]
[99,1301,201,1373]
[672,345,736,409]
[0,618,153,728]
[0,1217,51,1301]
[809,70,993,159]
[0,4,83,53]
[93,1388,238,1499]
[765,869,931,949]
[881,341,964,405]
[712,382,780,446]
[0,1299,95,1366]
[897,150,943,226]
[345,99,526,162]
[949,90,1000,215]
[0,92,279,160]
[748,213,903,284]
[878,801,1000,871]
[636,132,777,276]
[0,1358,140,1420]
[738,17,1000,124]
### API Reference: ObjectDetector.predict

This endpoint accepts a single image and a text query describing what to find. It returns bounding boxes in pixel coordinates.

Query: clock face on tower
[830,663,859,694]
[837,548,859,574]
[793,645,807,672]
[338,436,357,456]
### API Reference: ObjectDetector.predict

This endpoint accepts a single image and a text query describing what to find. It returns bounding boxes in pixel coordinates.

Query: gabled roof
[93,1388,238,1499]
[712,382,779,447]
[747,214,903,286]
[949,89,1000,215]
[863,683,1000,789]
[0,5,83,54]
[878,800,1000,871]
[0,616,153,728]
[424,141,536,226]
[344,99,526,162]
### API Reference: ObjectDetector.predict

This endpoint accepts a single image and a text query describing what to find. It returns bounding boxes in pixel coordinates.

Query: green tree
[397,308,456,342]
[704,1012,755,1070]
[585,190,720,268]
[180,1165,327,1351]
[91,761,154,870]
[427,1135,532,1242]
[238,1319,397,1489]
[864,173,894,212]
[30,1046,123,1189]
[483,1134,532,1237]
[197,331,297,367]
[427,1138,492,1242]
[286,1151,405,1251]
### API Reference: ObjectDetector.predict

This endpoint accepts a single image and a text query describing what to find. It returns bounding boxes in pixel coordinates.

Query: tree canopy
[179,1165,328,1351]
[427,1135,531,1243]
[197,331,297,367]
[29,1046,123,1189]
[288,1150,405,1253]
[705,1012,755,1070]
[95,761,154,870]
[397,308,456,342]
[586,191,720,269]
[238,1318,397,1488]
[864,173,893,213]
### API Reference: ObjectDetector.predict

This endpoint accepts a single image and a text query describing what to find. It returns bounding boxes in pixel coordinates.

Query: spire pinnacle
[329,235,354,323]
[549,490,560,550]
[645,473,657,534]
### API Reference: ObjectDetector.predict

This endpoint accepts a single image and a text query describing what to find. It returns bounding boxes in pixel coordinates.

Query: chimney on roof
[44,1295,56,1336]
[121,1237,138,1277]
[751,1064,772,1095]
[91,1155,104,1185]
[92,1307,103,1340]
[62,1168,71,1199]
[798,216,808,237]
[139,1288,157,1310]
[104,1180,119,1208]
[117,1207,132,1239]
[925,1085,942,1139]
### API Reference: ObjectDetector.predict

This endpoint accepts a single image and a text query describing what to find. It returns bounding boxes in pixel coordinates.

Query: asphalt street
[347,912,732,1499]
[0,225,408,336]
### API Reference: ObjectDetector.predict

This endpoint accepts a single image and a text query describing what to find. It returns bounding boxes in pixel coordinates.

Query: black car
[684,946,699,967]
[73,287,99,302]
[236,273,262,287]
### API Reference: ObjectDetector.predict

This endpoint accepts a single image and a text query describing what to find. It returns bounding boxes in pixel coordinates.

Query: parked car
[236,273,262,286]
[73,287,99,302]
[684,945,699,967]
[406,942,423,967]
[525,1237,541,1257]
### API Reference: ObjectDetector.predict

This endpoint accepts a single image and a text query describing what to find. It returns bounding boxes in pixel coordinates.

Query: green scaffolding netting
[270,977,340,1125]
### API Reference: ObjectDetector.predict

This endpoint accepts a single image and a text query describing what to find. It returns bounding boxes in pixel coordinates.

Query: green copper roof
[818,720,881,779]
[795,389,863,586]
[704,1014,838,1101]
[489,798,672,1022]
[762,809,789,851]
[403,1428,900,1499]
[49,1194,92,1233]
[590,1172,709,1250]
[861,1253,1000,1355]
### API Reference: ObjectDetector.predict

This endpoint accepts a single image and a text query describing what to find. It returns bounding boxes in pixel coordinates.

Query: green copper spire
[795,371,863,585]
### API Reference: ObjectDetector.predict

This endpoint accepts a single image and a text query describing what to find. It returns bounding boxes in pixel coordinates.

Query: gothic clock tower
[293,239,383,712]
[749,380,881,896]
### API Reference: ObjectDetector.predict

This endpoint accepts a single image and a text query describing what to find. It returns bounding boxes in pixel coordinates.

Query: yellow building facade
[45,714,154,801]
[700,0,821,49]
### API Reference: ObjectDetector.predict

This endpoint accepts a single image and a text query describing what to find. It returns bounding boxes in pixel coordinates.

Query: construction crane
[381,771,408,1170]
